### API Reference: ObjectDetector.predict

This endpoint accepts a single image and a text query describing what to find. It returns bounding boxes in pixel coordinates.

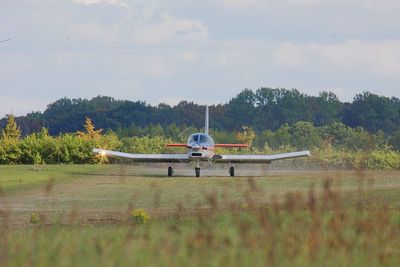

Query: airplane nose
[192,144,202,150]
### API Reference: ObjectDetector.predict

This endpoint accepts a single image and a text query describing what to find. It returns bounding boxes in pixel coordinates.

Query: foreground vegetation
[0,166,399,266]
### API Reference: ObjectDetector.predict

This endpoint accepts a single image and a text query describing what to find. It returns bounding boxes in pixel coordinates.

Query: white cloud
[219,0,323,9]
[272,39,400,77]
[314,40,400,77]
[2,0,400,117]
[352,0,400,9]
[140,58,176,77]
[72,0,128,8]
[273,42,306,69]
[180,50,197,62]
[131,15,208,45]
[219,0,264,8]
[219,0,400,10]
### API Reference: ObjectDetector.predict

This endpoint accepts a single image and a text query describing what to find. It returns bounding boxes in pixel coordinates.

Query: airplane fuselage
[186,133,215,162]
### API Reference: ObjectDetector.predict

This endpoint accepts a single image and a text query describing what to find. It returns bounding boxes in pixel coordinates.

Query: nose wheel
[229,166,235,177]
[168,166,174,177]
[195,167,201,177]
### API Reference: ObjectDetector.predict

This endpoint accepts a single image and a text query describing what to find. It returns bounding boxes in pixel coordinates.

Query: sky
[1,0,400,117]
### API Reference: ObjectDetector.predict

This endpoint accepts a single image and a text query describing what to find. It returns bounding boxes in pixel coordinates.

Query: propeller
[187,145,209,150]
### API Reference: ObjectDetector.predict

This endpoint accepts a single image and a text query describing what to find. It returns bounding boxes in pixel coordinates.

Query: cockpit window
[199,134,207,143]
[188,133,214,145]
[189,134,199,143]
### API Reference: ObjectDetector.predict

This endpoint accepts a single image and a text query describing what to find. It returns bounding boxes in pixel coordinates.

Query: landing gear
[195,167,201,177]
[168,166,174,177]
[229,166,235,177]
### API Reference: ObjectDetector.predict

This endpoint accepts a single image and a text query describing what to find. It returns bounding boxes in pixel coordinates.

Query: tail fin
[205,106,209,135]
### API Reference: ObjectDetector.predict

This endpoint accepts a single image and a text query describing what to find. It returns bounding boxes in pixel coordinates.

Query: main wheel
[168,166,174,177]
[229,166,235,177]
[195,167,200,177]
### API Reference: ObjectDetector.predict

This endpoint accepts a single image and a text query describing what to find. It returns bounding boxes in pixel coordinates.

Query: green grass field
[1,165,400,266]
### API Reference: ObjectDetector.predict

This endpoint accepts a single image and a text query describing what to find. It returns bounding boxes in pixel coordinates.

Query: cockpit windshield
[188,133,214,145]
[199,134,207,143]
[188,134,198,143]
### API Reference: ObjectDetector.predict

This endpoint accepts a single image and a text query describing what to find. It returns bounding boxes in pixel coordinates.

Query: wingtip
[93,148,107,156]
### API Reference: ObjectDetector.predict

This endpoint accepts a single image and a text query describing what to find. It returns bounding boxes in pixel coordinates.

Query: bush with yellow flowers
[129,208,150,224]
[29,212,40,224]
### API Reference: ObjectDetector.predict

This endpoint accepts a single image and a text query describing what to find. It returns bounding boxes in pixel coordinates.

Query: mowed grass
[0,165,113,194]
[1,165,400,266]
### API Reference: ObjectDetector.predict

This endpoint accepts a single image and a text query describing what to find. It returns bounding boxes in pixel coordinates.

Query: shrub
[129,208,150,224]
[29,212,40,224]
[365,150,400,169]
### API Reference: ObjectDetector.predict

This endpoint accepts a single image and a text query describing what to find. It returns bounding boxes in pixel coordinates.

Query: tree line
[1,88,399,138]
[1,115,399,169]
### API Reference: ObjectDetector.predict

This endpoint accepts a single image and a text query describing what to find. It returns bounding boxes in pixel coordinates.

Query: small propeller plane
[93,106,310,177]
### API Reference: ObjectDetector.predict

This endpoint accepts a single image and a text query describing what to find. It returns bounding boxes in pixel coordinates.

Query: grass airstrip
[0,165,400,266]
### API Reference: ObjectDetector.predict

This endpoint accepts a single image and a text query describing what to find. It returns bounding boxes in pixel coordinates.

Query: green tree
[389,130,400,151]
[343,92,400,134]
[236,126,256,147]
[309,91,342,126]
[290,121,322,149]
[1,115,21,140]
[226,89,257,130]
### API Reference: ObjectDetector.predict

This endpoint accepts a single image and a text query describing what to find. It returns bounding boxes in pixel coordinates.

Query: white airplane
[93,107,310,177]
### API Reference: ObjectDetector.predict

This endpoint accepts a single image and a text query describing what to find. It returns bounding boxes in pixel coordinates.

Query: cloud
[353,0,400,9]
[218,0,400,12]
[311,40,400,76]
[180,50,197,62]
[272,39,400,77]
[2,0,400,117]
[273,42,306,69]
[72,0,128,8]
[219,0,322,9]
[131,15,208,45]
[219,0,265,8]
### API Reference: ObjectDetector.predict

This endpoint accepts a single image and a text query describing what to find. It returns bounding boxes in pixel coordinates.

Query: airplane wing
[93,148,189,163]
[215,150,311,164]
[214,144,250,148]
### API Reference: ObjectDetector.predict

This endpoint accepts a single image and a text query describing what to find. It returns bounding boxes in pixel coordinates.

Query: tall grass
[1,176,399,266]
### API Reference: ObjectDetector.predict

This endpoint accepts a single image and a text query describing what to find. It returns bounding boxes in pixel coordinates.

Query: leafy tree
[389,130,400,151]
[77,117,102,139]
[309,91,342,126]
[273,89,313,126]
[290,121,322,149]
[254,88,279,130]
[0,115,22,164]
[236,126,256,147]
[273,124,291,148]
[226,89,257,130]
[1,89,400,138]
[343,92,399,134]
[1,115,21,140]
[121,136,173,154]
